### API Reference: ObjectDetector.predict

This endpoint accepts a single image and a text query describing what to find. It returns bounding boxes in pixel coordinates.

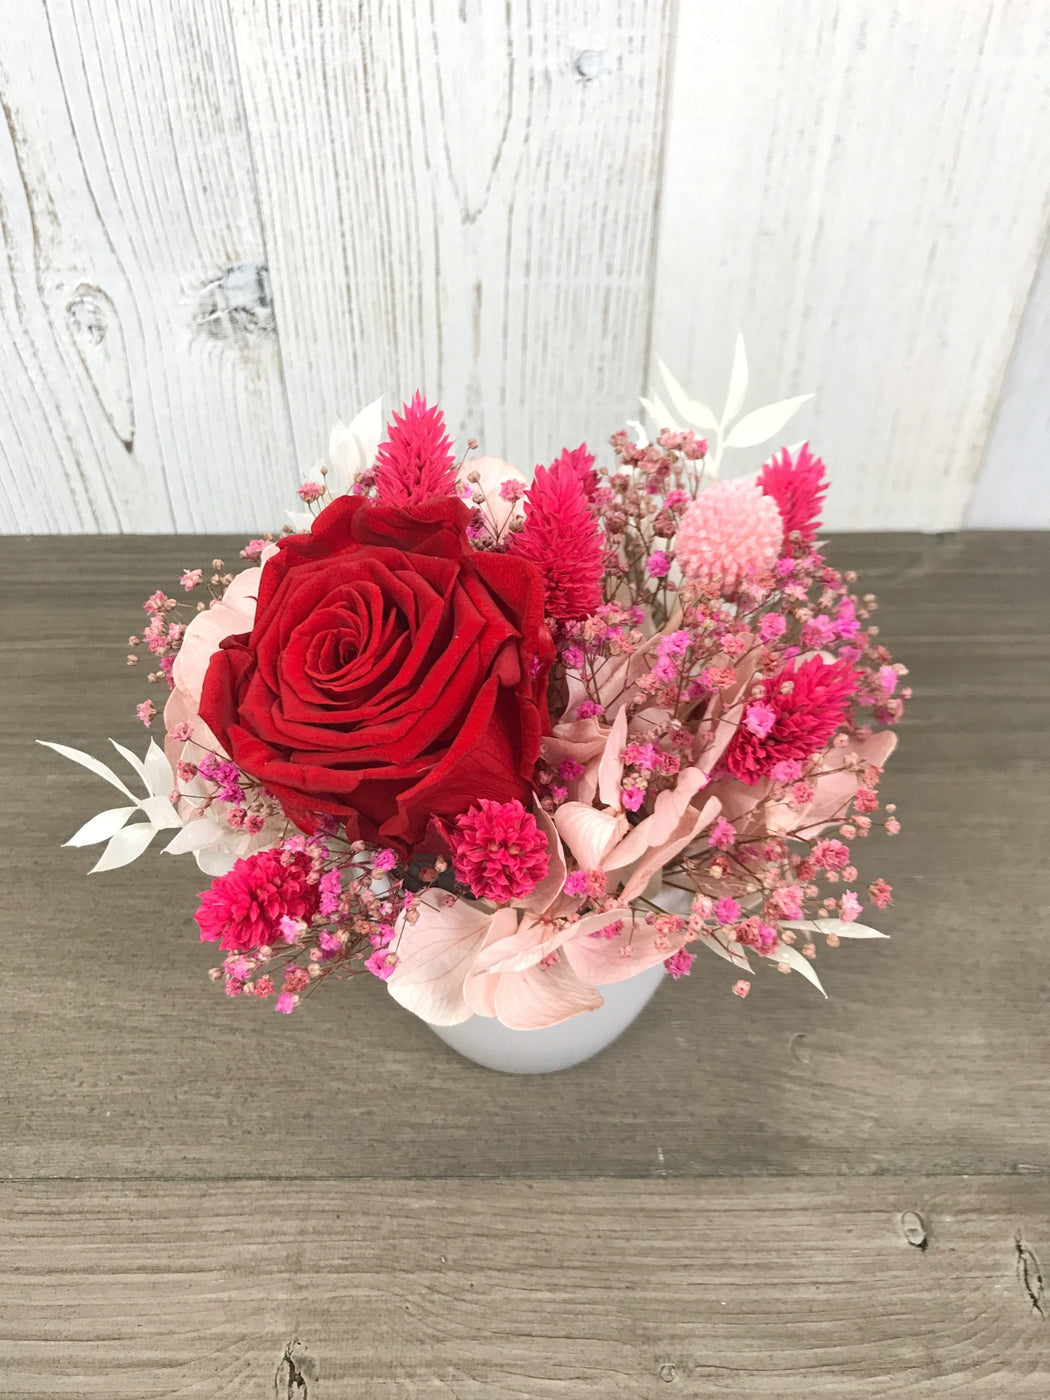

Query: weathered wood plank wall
[0,0,1047,534]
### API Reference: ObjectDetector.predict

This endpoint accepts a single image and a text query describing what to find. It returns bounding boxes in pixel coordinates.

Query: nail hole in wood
[575,50,605,80]
[659,1361,677,1382]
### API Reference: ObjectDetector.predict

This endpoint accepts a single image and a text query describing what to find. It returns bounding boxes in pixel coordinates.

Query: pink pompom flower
[449,798,550,903]
[675,479,783,591]
[195,849,320,952]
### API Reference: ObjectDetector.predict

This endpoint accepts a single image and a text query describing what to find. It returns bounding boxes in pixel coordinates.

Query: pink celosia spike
[758,442,828,546]
[551,443,598,500]
[508,455,604,619]
[373,392,457,505]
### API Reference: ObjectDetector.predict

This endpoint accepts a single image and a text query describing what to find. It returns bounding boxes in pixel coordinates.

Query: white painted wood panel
[228,0,672,477]
[967,232,1050,527]
[0,0,1047,534]
[647,0,1050,532]
[0,0,297,533]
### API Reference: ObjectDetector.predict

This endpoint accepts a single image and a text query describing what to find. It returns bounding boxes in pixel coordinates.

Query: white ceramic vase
[427,961,666,1074]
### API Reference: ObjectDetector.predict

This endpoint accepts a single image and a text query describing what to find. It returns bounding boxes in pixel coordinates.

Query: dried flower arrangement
[43,342,907,1028]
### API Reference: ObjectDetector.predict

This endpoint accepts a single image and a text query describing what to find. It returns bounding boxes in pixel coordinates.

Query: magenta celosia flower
[508,455,604,619]
[449,798,550,903]
[195,848,320,952]
[373,392,457,506]
[675,479,783,591]
[759,442,828,546]
[726,655,860,783]
[551,442,599,500]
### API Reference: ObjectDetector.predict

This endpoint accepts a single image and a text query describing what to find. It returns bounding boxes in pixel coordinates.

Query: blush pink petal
[562,908,690,988]
[490,957,603,1030]
[163,549,278,769]
[541,717,609,805]
[616,795,722,904]
[603,766,710,874]
[520,801,568,916]
[795,730,899,839]
[554,802,629,869]
[597,706,628,807]
[471,912,562,976]
[386,895,494,1025]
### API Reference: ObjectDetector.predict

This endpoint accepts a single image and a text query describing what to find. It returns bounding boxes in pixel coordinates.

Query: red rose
[199,495,554,851]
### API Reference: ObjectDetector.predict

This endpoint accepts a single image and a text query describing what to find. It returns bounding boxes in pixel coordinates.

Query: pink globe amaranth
[450,798,550,903]
[759,443,828,546]
[195,848,319,952]
[725,655,860,783]
[675,478,783,592]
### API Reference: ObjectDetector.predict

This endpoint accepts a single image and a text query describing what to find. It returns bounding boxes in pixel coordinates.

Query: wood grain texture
[0,0,297,533]
[968,231,1050,527]
[2,534,1048,1182]
[228,0,671,478]
[648,0,1050,532]
[1,1177,1047,1397]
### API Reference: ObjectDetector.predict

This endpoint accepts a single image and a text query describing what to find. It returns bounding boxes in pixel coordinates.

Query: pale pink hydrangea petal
[603,766,710,875]
[520,802,568,916]
[617,795,722,904]
[540,717,608,805]
[386,895,494,1025]
[561,909,690,988]
[491,957,603,1030]
[553,801,629,870]
[597,706,629,808]
[794,730,898,839]
[471,911,561,977]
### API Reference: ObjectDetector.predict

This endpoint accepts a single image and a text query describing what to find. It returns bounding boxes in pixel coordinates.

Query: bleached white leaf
[108,739,149,788]
[64,806,137,848]
[723,394,813,449]
[196,844,245,877]
[37,741,137,802]
[694,930,752,972]
[655,358,720,432]
[639,394,679,433]
[722,333,749,425]
[89,822,158,873]
[139,793,181,830]
[143,740,173,798]
[285,509,314,533]
[327,396,384,492]
[762,941,826,996]
[164,819,223,855]
[780,918,888,940]
[626,418,649,448]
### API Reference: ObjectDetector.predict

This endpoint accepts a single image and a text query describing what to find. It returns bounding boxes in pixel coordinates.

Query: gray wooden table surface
[1,532,1048,1397]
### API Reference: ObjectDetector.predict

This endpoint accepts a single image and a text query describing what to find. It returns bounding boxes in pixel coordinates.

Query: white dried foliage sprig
[37,739,180,872]
[639,334,813,478]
